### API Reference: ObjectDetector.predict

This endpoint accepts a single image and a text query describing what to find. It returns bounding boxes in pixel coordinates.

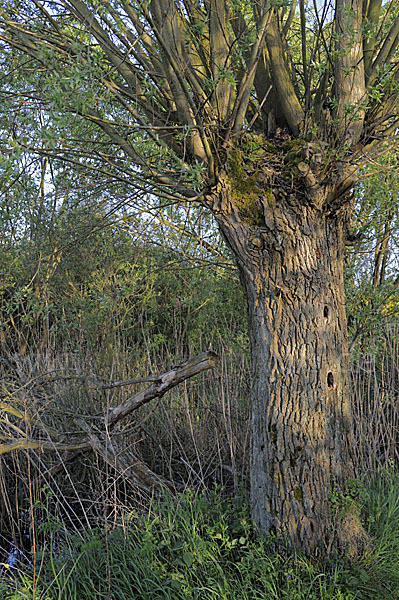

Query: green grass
[3,477,399,600]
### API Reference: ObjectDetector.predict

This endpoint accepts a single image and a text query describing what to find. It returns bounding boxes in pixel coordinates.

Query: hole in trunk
[327,372,334,388]
[323,306,329,319]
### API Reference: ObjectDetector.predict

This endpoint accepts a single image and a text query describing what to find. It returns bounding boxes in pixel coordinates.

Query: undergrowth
[3,478,399,600]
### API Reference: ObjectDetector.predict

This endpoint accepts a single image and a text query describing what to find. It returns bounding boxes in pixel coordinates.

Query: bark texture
[210,176,355,552]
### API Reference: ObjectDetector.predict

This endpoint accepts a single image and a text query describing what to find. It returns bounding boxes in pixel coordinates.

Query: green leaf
[182,552,194,567]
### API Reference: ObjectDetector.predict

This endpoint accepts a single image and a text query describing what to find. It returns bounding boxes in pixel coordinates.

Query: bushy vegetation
[0,202,244,359]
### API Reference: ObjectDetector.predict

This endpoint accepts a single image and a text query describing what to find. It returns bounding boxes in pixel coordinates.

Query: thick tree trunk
[212,179,355,552]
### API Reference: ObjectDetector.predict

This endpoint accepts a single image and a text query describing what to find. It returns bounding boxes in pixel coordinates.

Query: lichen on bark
[293,486,303,503]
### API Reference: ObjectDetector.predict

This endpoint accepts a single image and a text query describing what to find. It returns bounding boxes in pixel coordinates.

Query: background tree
[346,154,399,352]
[1,0,399,552]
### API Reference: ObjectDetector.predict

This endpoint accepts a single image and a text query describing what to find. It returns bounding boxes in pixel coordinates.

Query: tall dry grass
[351,320,399,472]
[0,336,250,563]
[1,320,398,566]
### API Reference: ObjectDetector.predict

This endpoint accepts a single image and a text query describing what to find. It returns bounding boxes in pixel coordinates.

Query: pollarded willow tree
[1,0,399,552]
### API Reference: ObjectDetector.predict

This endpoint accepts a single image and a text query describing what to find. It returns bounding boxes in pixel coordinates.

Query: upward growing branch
[265,13,304,135]
[334,0,366,144]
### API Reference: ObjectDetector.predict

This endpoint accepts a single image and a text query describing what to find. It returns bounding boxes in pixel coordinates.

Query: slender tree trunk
[212,179,355,552]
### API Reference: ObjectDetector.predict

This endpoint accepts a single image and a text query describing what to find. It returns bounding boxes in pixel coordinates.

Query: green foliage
[326,471,399,599]
[0,158,246,359]
[7,477,399,599]
[361,469,399,591]
[0,227,246,358]
[2,488,357,600]
[345,154,399,354]
[330,478,370,521]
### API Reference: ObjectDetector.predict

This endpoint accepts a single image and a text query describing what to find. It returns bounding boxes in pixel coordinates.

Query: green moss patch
[283,138,307,178]
[227,148,264,227]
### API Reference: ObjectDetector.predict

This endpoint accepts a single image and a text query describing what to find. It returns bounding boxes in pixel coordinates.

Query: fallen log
[0,351,219,492]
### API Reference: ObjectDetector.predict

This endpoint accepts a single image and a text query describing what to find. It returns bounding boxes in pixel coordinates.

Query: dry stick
[2,352,219,492]
[75,418,169,493]
[104,351,219,427]
[76,352,219,491]
[35,352,219,392]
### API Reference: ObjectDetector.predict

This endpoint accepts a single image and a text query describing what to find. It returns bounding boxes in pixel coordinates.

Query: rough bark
[209,176,355,552]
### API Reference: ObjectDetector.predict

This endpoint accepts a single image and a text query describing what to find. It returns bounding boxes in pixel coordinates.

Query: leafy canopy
[0,0,398,205]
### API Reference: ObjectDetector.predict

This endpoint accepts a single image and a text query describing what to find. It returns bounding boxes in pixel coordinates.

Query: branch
[282,0,297,38]
[299,0,309,106]
[334,0,366,144]
[232,5,273,135]
[368,17,399,86]
[143,1,214,167]
[363,0,382,83]
[105,351,219,427]
[62,0,139,92]
[209,0,232,120]
[265,12,304,135]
